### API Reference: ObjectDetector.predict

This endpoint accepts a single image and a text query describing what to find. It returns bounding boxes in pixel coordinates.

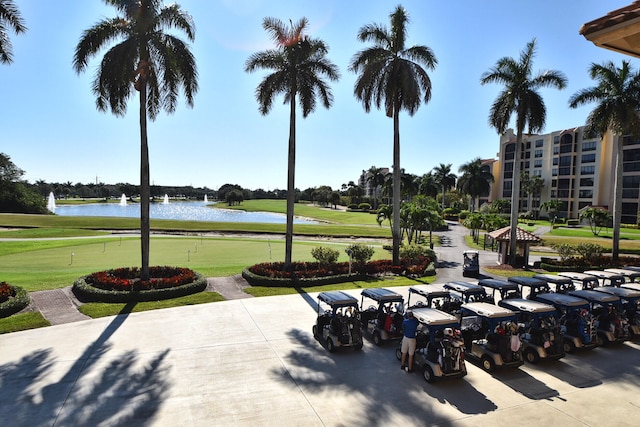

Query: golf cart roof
[594,286,640,300]
[536,292,590,308]
[584,270,625,285]
[568,289,621,304]
[558,272,599,282]
[411,307,459,326]
[444,281,486,294]
[478,278,519,291]
[463,250,479,255]
[533,274,573,286]
[604,268,640,279]
[622,282,640,292]
[318,291,359,308]
[507,276,548,287]
[408,284,450,299]
[360,288,404,303]
[460,302,517,319]
[499,298,557,314]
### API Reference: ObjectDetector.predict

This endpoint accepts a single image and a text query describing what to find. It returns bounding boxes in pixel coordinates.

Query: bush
[567,219,580,226]
[458,210,470,220]
[575,243,604,264]
[400,244,436,264]
[311,246,340,264]
[358,202,372,211]
[347,203,358,210]
[550,243,575,262]
[346,243,375,263]
[0,283,30,318]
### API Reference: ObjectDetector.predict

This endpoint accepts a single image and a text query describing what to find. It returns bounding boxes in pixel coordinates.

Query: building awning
[488,226,541,243]
[580,1,640,58]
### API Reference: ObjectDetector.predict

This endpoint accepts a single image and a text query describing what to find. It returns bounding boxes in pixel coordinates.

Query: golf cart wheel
[354,341,363,350]
[481,356,495,372]
[524,348,540,364]
[326,337,336,353]
[373,331,382,346]
[312,325,318,339]
[395,347,402,361]
[563,340,576,354]
[423,365,436,383]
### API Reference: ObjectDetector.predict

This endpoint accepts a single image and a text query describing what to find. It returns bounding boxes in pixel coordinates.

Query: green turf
[0,312,50,333]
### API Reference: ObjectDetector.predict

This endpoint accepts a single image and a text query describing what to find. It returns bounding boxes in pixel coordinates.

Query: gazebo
[488,226,541,267]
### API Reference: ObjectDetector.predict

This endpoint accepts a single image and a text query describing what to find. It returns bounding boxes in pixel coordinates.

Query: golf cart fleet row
[312,267,640,383]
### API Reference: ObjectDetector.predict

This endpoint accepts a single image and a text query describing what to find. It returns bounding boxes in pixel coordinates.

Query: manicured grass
[0,312,50,334]
[0,228,109,239]
[78,291,225,319]
[482,268,537,278]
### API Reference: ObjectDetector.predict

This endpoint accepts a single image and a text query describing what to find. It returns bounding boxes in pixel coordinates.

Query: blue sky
[1,0,635,192]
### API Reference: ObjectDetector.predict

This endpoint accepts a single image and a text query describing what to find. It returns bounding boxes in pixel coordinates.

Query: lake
[52,201,318,224]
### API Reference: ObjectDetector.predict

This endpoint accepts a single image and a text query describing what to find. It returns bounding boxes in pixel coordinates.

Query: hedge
[241,268,367,287]
[72,272,208,303]
[0,285,30,318]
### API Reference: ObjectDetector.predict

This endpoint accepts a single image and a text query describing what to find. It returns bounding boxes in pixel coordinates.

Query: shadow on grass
[0,305,172,425]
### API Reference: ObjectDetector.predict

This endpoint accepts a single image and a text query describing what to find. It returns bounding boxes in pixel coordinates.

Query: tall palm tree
[366,166,386,210]
[349,5,437,265]
[457,158,494,212]
[0,0,26,64]
[481,39,567,266]
[432,163,456,210]
[520,172,544,218]
[245,17,339,269]
[74,0,198,280]
[568,60,640,261]
[418,172,439,198]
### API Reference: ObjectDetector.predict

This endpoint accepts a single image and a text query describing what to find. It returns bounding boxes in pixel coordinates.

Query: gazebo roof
[488,226,541,243]
[580,1,640,58]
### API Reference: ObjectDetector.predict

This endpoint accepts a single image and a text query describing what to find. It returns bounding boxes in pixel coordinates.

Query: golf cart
[533,273,576,294]
[478,278,521,303]
[443,281,493,310]
[498,299,565,363]
[584,270,626,287]
[313,291,363,352]
[359,288,404,345]
[394,307,467,383]
[558,272,600,290]
[605,268,640,284]
[535,292,598,353]
[593,286,640,337]
[507,276,550,300]
[459,302,524,372]
[462,250,480,278]
[407,284,455,312]
[568,289,630,344]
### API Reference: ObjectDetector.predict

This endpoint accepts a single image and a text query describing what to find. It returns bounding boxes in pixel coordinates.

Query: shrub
[347,203,358,210]
[311,246,340,265]
[458,210,470,220]
[0,283,30,318]
[550,243,575,262]
[346,243,375,263]
[575,243,604,264]
[400,244,436,264]
[358,202,372,211]
[567,219,580,226]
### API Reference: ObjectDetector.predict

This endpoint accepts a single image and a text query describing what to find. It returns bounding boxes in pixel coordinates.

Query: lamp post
[345,248,353,275]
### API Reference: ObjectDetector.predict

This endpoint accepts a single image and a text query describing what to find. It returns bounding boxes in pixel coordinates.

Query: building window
[552,168,558,176]
[579,189,593,198]
[580,178,594,186]
[559,167,571,176]
[536,139,544,147]
[554,135,560,144]
[581,153,596,163]
[553,146,559,155]
[533,170,542,176]
[581,165,595,175]
[559,156,572,166]
[582,141,597,151]
[534,159,542,168]
[553,157,558,166]
[535,149,543,158]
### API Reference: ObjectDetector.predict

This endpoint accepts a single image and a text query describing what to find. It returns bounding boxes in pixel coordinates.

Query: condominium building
[493,127,640,225]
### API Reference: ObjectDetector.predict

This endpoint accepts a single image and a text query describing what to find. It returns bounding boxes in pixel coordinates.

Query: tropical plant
[245,17,339,269]
[568,60,640,261]
[580,207,611,236]
[0,0,26,64]
[346,243,375,264]
[418,172,439,198]
[463,212,484,243]
[481,38,567,266]
[349,5,437,265]
[432,163,457,210]
[366,166,387,210]
[520,172,544,218]
[541,198,563,222]
[73,0,198,280]
[311,246,340,265]
[376,204,393,230]
[457,158,494,212]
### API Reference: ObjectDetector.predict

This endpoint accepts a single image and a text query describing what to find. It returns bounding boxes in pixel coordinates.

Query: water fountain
[119,194,127,206]
[204,194,208,203]
[47,192,56,212]
[163,194,169,204]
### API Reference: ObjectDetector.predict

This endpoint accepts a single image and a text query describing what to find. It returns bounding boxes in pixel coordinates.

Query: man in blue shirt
[401,310,419,372]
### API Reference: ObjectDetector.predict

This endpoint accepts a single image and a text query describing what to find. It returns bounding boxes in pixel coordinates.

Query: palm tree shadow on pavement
[272,329,497,425]
[0,305,172,426]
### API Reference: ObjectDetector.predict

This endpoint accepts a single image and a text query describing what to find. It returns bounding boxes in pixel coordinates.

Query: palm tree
[418,172,439,198]
[481,39,567,266]
[568,60,640,261]
[0,0,26,65]
[457,158,494,212]
[433,163,456,210]
[366,166,386,209]
[520,172,544,218]
[74,0,198,280]
[349,5,436,265]
[245,17,339,269]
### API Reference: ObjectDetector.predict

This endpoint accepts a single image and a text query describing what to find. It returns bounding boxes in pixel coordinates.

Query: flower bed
[540,255,640,272]
[242,256,434,287]
[0,282,30,318]
[73,266,207,303]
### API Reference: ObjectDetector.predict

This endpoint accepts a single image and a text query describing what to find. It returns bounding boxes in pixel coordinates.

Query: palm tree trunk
[392,103,401,265]
[612,137,623,261]
[139,82,150,281]
[284,90,296,269]
[509,132,522,266]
